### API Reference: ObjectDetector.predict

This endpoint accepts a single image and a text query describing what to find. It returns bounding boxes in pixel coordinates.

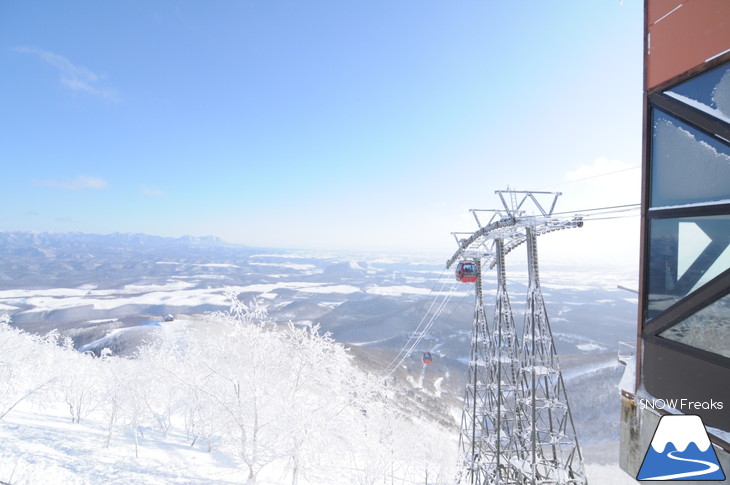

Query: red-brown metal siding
[647,0,730,89]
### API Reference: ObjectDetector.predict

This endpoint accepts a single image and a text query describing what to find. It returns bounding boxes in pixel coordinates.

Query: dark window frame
[650,93,730,146]
[640,55,730,432]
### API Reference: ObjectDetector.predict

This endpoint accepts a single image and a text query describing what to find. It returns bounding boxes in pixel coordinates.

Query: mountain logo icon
[637,415,726,481]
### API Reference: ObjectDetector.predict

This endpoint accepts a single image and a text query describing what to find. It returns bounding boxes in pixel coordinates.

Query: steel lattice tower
[514,228,586,484]
[458,258,491,482]
[449,190,587,485]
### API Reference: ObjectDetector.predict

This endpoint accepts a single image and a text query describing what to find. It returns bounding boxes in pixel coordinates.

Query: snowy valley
[0,232,639,484]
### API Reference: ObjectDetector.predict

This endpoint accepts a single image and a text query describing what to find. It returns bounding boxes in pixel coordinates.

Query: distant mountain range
[0,231,257,289]
[0,231,239,253]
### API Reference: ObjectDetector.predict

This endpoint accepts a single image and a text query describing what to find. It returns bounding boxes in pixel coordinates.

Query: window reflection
[664,63,730,123]
[646,215,730,320]
[660,292,730,359]
[650,109,730,208]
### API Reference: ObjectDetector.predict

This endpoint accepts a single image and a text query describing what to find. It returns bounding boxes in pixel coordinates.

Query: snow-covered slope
[0,231,641,482]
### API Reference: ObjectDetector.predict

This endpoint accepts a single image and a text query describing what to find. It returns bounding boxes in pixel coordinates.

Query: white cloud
[36,176,109,191]
[561,156,641,209]
[15,46,119,101]
[140,186,165,197]
[566,157,637,182]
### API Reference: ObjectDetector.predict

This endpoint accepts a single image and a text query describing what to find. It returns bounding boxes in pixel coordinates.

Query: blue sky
[1,1,643,260]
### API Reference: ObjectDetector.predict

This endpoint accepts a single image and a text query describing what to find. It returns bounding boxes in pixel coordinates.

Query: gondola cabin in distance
[455,260,477,283]
[422,352,433,364]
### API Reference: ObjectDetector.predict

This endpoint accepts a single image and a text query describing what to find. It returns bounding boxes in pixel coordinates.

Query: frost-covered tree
[141,296,287,482]
[279,321,363,485]
[57,346,99,424]
[135,325,188,439]
[97,348,128,449]
[197,300,286,483]
[0,316,63,420]
[0,296,461,483]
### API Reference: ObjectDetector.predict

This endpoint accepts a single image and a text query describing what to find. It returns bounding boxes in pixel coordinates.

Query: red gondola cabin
[455,260,477,283]
[422,352,433,364]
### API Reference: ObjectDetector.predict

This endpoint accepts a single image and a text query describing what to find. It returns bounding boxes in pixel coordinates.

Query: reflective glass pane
[664,63,730,123]
[650,109,730,208]
[660,292,730,359]
[646,215,730,320]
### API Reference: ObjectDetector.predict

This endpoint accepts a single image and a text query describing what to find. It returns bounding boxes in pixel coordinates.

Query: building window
[642,59,730,432]
[645,58,730,324]
[659,291,730,359]
[663,63,730,123]
[650,108,730,208]
[646,214,730,320]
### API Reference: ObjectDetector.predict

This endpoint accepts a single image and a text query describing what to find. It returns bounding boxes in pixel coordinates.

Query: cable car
[455,260,478,283]
[422,352,433,364]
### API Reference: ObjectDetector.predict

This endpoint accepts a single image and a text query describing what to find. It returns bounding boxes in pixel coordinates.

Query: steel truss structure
[450,190,587,485]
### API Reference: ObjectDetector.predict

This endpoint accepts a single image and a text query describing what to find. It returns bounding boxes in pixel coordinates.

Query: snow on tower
[448,190,585,484]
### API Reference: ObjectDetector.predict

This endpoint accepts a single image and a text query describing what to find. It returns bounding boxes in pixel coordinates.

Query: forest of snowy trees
[0,292,458,484]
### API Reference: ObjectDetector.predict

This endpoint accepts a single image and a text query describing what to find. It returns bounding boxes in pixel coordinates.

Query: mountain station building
[619,0,730,481]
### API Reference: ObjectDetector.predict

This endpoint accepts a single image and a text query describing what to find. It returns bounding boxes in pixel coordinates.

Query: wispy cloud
[35,175,109,191]
[14,46,119,101]
[564,157,641,206]
[140,185,166,197]
[566,157,638,182]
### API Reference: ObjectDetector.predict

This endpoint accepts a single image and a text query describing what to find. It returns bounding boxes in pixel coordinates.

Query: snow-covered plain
[0,234,642,483]
[1,280,469,318]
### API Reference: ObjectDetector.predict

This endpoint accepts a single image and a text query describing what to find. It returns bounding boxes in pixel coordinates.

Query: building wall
[620,0,730,480]
[646,0,730,89]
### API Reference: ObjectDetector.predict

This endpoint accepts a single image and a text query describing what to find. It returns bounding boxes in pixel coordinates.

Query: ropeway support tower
[449,189,587,485]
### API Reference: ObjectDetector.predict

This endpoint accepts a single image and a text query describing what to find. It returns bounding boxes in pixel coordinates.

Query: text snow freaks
[639,398,724,411]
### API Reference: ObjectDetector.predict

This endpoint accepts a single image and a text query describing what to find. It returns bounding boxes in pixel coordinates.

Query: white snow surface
[0,309,639,485]
[664,91,730,124]
[0,311,464,485]
[248,262,317,271]
[1,408,244,485]
[366,284,468,297]
[576,343,607,352]
[618,355,636,394]
[0,407,635,485]
[1,279,484,316]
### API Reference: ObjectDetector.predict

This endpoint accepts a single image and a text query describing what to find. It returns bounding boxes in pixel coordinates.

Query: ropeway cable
[382,277,452,374]
[382,272,476,377]
[381,268,452,373]
[582,214,639,221]
[551,203,640,218]
[532,165,641,191]
[383,202,641,376]
[385,282,460,377]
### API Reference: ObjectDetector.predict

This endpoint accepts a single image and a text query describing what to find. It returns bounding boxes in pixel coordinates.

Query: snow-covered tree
[57,346,99,424]
[0,316,62,420]
[0,296,461,483]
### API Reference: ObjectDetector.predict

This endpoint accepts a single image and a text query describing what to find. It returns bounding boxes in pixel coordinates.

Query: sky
[0,1,643,264]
